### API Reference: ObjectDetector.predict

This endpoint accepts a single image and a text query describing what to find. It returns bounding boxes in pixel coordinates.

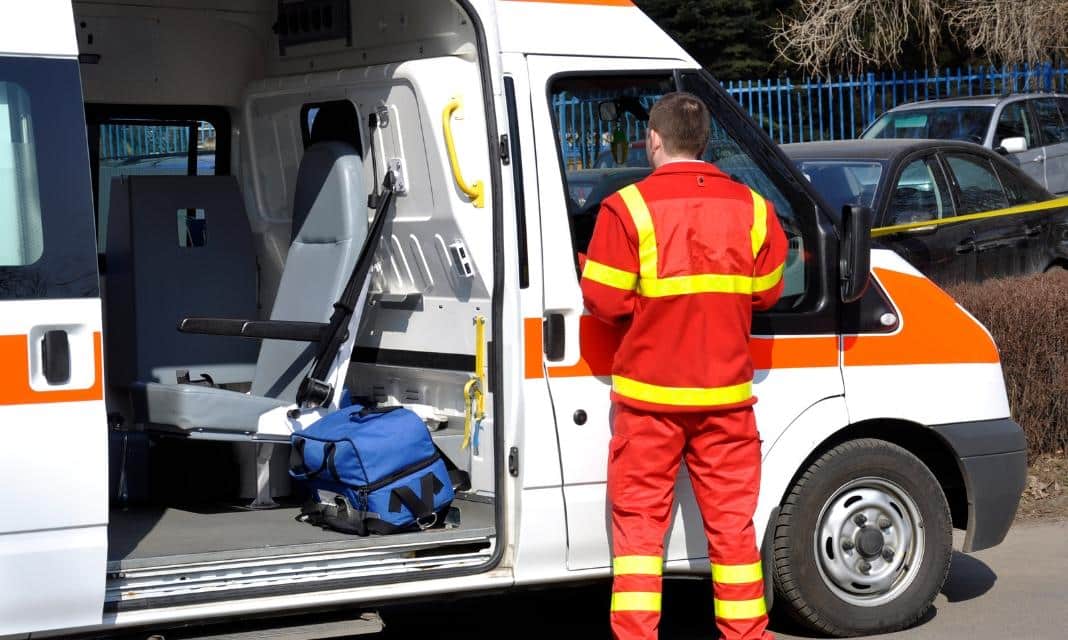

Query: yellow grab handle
[442,96,485,208]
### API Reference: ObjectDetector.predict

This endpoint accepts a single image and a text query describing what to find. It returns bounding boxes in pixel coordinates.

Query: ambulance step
[147,612,384,639]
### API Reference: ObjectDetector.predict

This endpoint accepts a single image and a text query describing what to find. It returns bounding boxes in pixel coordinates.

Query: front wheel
[771,438,952,636]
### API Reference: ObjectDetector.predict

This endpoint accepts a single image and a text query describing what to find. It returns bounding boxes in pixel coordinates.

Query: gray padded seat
[135,119,368,436]
[105,175,260,390]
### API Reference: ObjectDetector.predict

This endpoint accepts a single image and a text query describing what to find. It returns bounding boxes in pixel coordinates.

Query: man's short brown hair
[648,92,710,158]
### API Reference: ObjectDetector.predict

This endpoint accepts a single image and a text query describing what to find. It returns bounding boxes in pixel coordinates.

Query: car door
[1030,98,1068,194]
[0,55,108,634]
[992,100,1045,185]
[528,56,842,571]
[940,151,1023,280]
[992,156,1059,275]
[876,153,974,284]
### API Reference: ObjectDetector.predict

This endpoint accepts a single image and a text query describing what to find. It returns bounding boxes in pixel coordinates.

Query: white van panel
[0,1,78,58]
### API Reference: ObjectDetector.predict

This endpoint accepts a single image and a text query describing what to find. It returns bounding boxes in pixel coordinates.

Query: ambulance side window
[548,72,816,311]
[0,57,98,299]
[681,75,812,309]
[0,80,43,266]
[548,74,670,256]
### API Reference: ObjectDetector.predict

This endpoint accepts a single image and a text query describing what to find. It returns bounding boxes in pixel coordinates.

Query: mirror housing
[598,101,618,123]
[840,204,873,303]
[996,136,1028,154]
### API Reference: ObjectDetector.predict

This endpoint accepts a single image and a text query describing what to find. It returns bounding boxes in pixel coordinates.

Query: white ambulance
[0,1,1027,638]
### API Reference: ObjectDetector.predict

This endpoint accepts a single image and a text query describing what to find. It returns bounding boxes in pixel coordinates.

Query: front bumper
[932,419,1027,553]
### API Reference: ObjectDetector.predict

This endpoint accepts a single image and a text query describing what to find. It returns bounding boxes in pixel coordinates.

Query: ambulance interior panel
[73,0,497,577]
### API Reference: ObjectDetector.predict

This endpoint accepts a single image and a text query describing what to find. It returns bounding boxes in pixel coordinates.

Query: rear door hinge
[508,446,519,477]
[499,134,511,165]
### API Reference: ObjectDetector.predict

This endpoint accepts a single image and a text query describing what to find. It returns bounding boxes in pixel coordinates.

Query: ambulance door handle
[543,313,566,361]
[40,330,71,385]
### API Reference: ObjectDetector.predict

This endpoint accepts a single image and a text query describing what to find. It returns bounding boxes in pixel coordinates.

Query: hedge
[946,269,1068,459]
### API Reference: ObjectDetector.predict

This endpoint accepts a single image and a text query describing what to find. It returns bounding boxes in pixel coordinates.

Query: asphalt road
[375,519,1067,639]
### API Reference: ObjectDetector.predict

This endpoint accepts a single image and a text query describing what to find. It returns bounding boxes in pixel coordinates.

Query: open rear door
[0,8,109,633]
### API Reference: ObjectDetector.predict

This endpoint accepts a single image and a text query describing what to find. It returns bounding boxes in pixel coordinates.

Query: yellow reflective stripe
[871,195,1068,238]
[618,185,658,281]
[714,597,767,620]
[613,555,663,576]
[752,262,785,293]
[712,561,763,585]
[750,190,767,259]
[611,592,662,612]
[612,375,752,407]
[582,258,638,291]
[640,273,754,297]
[637,261,784,298]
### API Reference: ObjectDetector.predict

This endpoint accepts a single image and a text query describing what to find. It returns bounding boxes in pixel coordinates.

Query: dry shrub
[946,269,1068,459]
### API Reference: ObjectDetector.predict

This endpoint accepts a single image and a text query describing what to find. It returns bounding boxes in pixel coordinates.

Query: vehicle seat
[133,103,368,437]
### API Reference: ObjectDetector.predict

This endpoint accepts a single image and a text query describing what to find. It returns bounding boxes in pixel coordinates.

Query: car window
[862,106,992,144]
[795,160,882,215]
[886,158,952,226]
[994,160,1049,205]
[994,102,1038,150]
[943,153,1011,214]
[1031,98,1068,145]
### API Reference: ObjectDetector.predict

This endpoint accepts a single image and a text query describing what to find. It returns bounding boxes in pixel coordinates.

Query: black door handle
[543,313,566,362]
[1024,225,1042,237]
[955,239,976,255]
[41,330,71,385]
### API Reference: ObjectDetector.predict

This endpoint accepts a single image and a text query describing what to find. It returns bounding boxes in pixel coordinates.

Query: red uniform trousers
[608,404,772,640]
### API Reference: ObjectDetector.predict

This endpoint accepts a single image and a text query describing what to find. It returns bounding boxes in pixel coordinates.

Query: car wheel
[771,438,952,636]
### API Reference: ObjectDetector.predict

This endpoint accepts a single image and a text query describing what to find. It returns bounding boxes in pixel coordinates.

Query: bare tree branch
[772,0,944,76]
[945,0,1068,67]
[774,0,1068,76]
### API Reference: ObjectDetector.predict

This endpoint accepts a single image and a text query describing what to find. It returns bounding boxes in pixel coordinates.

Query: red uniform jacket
[580,161,788,413]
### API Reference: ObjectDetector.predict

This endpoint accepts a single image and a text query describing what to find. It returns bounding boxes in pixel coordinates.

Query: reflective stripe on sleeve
[752,262,785,293]
[714,597,767,620]
[582,258,639,291]
[712,561,763,585]
[611,592,662,612]
[750,190,767,259]
[613,555,663,576]
[612,375,752,407]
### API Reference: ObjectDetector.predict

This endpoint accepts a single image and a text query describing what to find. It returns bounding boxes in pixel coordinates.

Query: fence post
[865,72,876,130]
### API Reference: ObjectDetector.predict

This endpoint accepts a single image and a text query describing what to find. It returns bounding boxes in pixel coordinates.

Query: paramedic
[580,92,788,640]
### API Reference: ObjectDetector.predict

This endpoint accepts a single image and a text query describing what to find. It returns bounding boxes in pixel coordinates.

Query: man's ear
[648,128,661,153]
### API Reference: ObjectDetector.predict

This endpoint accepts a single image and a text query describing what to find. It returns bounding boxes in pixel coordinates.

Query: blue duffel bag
[290,404,468,535]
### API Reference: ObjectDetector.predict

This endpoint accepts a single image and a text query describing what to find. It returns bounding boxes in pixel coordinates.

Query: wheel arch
[782,418,969,532]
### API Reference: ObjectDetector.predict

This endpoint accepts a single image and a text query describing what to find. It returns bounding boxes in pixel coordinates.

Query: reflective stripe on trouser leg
[682,408,772,640]
[608,405,686,640]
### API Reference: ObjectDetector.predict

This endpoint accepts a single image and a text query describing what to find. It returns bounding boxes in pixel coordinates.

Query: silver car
[861,93,1068,194]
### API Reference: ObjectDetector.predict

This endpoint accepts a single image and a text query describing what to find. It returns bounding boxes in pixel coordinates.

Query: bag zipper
[356,451,442,494]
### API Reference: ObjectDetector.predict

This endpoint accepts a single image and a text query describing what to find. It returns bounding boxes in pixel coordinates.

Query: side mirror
[997,136,1028,154]
[598,101,618,123]
[840,204,873,303]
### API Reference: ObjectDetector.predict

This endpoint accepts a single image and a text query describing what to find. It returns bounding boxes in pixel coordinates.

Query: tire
[771,438,952,637]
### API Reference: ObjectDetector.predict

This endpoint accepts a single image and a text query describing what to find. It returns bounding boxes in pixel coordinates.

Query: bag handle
[389,472,443,529]
[289,440,337,480]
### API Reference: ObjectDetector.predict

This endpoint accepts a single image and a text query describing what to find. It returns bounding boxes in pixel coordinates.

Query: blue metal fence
[555,63,1068,167]
[725,63,1068,145]
[99,122,217,161]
